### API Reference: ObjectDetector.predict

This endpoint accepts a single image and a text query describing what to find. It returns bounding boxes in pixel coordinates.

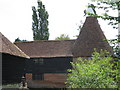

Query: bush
[66,50,119,88]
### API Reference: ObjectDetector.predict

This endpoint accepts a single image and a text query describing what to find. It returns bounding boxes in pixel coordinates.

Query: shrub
[66,50,119,88]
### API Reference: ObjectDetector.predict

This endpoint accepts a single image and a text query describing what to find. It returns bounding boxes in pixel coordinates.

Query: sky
[0,0,118,42]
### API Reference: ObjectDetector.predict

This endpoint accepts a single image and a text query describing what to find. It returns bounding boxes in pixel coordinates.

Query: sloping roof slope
[0,32,29,58]
[72,16,113,57]
[15,40,75,58]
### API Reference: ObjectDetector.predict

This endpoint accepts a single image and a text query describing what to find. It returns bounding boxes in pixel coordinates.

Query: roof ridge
[15,39,75,58]
[14,39,76,44]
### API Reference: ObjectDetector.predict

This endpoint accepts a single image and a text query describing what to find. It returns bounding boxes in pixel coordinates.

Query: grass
[2,83,20,88]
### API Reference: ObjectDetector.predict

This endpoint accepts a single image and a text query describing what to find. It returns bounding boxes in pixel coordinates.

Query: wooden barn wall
[26,57,73,80]
[2,53,27,84]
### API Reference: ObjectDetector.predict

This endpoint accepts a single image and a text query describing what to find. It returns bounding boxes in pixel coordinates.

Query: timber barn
[0,32,29,84]
[1,16,113,88]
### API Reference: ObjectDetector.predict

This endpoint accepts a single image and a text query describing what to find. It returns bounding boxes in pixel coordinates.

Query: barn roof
[72,16,113,57]
[0,32,29,58]
[15,40,75,58]
[14,16,113,58]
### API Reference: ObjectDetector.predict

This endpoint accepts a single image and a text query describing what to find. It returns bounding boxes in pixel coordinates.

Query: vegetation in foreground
[66,50,120,88]
[2,83,20,88]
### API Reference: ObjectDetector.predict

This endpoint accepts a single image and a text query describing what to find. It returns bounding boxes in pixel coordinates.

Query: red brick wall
[25,73,32,81]
[44,73,67,83]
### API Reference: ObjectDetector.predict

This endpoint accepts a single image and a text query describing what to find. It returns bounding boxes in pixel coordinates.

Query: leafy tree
[87,1,119,29]
[87,0,120,58]
[87,0,120,63]
[15,37,27,42]
[32,0,49,40]
[109,39,120,58]
[74,20,84,38]
[66,50,120,88]
[55,34,70,40]
[68,1,120,88]
[15,37,21,42]
[85,1,120,88]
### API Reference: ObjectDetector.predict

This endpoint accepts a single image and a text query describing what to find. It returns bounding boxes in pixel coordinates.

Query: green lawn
[2,83,20,88]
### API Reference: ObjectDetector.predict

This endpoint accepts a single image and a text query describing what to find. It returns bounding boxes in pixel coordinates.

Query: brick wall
[25,73,32,81]
[44,73,67,83]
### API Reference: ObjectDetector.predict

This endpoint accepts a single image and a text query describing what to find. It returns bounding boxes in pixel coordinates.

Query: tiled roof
[15,40,75,58]
[72,16,113,57]
[0,32,29,58]
[14,17,113,58]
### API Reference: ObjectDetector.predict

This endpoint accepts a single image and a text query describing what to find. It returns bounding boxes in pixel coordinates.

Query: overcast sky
[0,0,118,42]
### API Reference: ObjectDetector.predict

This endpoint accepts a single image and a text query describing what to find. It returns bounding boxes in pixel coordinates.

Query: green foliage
[15,37,27,42]
[66,50,120,88]
[87,1,120,29]
[87,0,120,63]
[2,83,19,88]
[55,34,70,40]
[91,0,120,2]
[32,0,49,40]
[108,38,120,58]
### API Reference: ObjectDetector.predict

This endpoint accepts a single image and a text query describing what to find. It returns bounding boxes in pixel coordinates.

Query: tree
[14,37,27,42]
[32,0,49,40]
[87,0,120,44]
[15,37,21,42]
[86,1,120,58]
[66,50,120,88]
[86,2,120,87]
[91,0,119,2]
[55,34,70,40]
[87,1,119,28]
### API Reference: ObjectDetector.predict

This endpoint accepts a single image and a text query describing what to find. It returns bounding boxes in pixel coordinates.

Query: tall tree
[32,0,49,40]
